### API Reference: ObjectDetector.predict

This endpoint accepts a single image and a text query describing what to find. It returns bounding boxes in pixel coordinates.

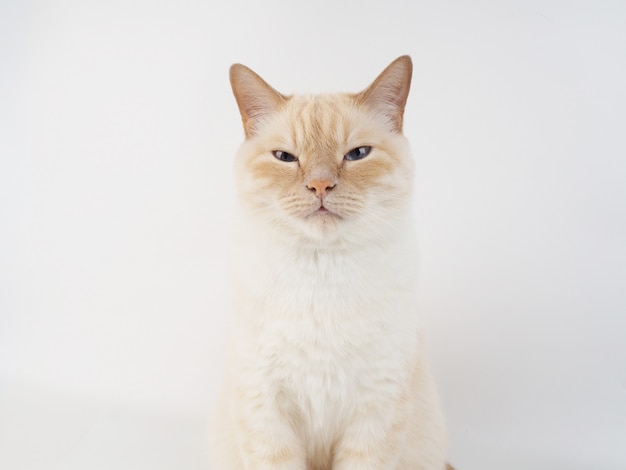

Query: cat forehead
[269,93,379,152]
[283,93,355,122]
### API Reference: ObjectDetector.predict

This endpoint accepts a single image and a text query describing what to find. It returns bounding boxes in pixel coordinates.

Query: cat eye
[272,150,298,162]
[344,146,372,161]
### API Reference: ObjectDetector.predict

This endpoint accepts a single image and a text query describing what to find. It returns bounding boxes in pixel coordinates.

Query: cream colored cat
[211,56,452,470]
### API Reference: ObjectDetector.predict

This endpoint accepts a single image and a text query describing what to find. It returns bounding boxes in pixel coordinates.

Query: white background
[1,1,625,469]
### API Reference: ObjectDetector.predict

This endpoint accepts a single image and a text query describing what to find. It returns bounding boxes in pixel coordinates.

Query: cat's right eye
[272,150,298,162]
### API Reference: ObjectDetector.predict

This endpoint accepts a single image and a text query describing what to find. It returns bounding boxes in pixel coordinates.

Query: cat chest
[234,246,419,431]
[247,299,416,434]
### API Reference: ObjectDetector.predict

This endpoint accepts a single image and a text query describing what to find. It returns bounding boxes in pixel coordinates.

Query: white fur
[212,195,448,470]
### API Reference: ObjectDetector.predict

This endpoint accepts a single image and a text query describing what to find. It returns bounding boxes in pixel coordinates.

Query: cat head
[230,56,414,245]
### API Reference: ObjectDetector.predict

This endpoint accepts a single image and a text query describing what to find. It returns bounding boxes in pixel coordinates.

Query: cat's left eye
[344,146,372,161]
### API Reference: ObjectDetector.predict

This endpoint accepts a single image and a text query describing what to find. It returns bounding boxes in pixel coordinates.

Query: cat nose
[306,178,336,197]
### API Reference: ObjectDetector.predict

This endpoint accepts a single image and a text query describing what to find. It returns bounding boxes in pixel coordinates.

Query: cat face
[230,56,414,243]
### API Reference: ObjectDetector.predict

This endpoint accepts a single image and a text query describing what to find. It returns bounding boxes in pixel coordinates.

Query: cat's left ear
[357,55,413,133]
[230,63,286,138]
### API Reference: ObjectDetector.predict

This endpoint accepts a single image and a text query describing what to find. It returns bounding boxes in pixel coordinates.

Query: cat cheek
[343,161,395,192]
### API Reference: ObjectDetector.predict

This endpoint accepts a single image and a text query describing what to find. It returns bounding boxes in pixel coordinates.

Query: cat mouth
[309,204,340,218]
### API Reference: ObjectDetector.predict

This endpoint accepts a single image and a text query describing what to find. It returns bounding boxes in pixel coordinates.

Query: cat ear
[229,63,286,138]
[357,55,413,133]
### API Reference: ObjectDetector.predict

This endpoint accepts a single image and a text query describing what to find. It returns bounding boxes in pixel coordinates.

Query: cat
[211,56,453,470]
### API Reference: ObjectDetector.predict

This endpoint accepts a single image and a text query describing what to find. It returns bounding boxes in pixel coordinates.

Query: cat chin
[277,212,347,244]
[301,213,343,233]
[281,205,401,245]
[306,208,342,221]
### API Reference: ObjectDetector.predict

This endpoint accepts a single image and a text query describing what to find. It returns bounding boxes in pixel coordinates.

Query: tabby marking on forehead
[284,96,349,160]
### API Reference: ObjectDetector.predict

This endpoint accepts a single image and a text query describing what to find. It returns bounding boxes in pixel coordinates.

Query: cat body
[211,56,449,470]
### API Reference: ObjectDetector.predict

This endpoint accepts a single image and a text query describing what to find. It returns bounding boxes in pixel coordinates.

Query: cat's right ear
[229,64,286,138]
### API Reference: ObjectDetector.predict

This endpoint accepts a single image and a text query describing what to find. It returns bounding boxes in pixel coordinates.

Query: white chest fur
[230,219,421,444]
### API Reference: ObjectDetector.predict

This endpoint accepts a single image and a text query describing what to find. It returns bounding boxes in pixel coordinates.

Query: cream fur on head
[211,56,452,470]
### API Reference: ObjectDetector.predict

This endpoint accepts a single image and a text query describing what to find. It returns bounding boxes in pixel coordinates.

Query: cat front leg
[333,362,447,470]
[332,403,408,470]
[232,386,307,470]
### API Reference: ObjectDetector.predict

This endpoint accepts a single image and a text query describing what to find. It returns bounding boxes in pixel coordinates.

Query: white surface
[0,383,209,470]
[1,1,625,469]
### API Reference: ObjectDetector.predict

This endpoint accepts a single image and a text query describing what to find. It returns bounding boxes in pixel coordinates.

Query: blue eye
[272,150,298,162]
[344,146,372,161]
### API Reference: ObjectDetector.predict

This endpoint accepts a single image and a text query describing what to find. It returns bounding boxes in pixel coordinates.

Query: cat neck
[231,208,419,318]
[236,207,415,254]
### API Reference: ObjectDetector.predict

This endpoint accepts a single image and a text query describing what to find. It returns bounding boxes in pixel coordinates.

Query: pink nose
[307,178,335,197]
